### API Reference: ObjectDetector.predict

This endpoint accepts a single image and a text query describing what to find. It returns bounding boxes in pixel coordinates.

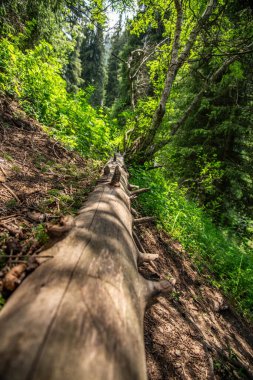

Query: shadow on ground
[139,225,253,380]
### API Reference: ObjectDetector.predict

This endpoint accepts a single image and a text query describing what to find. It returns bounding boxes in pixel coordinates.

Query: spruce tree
[64,36,84,93]
[80,24,105,107]
[104,17,122,107]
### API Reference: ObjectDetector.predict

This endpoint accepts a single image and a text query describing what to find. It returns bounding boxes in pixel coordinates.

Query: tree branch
[171,54,238,135]
[131,37,170,81]
[135,0,217,155]
[145,54,240,156]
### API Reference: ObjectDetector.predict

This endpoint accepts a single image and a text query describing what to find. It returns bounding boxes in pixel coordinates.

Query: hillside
[0,97,253,379]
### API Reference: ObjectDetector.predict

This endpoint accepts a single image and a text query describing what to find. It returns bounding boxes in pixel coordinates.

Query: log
[0,154,174,380]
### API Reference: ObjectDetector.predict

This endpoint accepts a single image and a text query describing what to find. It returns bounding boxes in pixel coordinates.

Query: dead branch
[131,188,150,196]
[133,217,156,225]
[131,208,139,217]
[137,252,159,265]
[145,278,176,300]
[0,165,7,177]
[1,183,20,203]
[128,184,139,191]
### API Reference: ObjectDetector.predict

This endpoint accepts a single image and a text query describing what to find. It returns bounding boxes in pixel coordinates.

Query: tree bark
[143,55,239,159]
[0,154,173,380]
[130,0,217,158]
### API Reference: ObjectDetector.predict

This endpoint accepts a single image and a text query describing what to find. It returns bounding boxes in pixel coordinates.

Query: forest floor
[0,96,253,380]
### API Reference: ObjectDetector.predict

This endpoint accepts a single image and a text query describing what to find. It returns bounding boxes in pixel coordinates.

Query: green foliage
[131,167,253,318]
[80,24,105,107]
[33,224,49,244]
[0,0,65,46]
[0,35,115,157]
[161,52,253,235]
[64,36,84,93]
[0,295,5,310]
[104,18,122,107]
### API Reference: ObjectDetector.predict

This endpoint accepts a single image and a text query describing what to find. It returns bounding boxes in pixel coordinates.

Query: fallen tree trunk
[0,154,174,380]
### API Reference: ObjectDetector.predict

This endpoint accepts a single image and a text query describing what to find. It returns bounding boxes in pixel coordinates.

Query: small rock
[175,350,181,356]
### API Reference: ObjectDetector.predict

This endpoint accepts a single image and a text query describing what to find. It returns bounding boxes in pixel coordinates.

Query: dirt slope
[138,225,253,380]
[0,97,100,294]
[0,96,253,379]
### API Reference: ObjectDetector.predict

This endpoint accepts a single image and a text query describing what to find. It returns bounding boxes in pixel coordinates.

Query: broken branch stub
[128,183,139,191]
[134,216,156,225]
[131,188,150,196]
[110,165,121,187]
[0,154,172,380]
[103,165,110,175]
[137,252,159,265]
[46,215,75,238]
[145,278,176,302]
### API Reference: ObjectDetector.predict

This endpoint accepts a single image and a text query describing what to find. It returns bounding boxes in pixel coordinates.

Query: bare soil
[0,97,100,291]
[137,225,253,379]
[1,96,253,379]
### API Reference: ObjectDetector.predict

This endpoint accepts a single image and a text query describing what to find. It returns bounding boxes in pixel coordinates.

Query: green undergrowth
[130,167,253,319]
[0,33,115,158]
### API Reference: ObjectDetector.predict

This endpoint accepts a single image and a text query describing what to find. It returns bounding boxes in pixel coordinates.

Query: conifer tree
[80,24,105,107]
[64,36,84,93]
[104,17,122,107]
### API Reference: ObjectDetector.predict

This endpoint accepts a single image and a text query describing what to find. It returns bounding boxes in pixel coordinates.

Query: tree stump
[0,154,173,380]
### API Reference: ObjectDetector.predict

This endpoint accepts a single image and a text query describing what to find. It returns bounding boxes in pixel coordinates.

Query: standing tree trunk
[128,0,217,162]
[0,154,173,380]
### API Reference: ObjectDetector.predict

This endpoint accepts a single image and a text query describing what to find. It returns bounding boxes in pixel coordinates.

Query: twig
[0,221,22,236]
[52,142,60,159]
[0,214,19,221]
[133,230,145,253]
[0,165,7,177]
[1,183,20,203]
[1,255,53,259]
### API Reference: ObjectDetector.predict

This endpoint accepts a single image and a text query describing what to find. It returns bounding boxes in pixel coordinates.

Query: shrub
[0,35,114,157]
[131,167,253,318]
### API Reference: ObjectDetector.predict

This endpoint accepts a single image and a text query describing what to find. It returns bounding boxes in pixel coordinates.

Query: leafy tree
[123,0,252,163]
[109,0,253,240]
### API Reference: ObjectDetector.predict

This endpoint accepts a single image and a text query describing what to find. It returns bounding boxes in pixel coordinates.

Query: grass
[130,167,253,319]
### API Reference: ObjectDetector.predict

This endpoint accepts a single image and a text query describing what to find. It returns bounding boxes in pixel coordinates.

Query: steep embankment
[137,225,253,379]
[0,97,100,295]
[0,97,253,379]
